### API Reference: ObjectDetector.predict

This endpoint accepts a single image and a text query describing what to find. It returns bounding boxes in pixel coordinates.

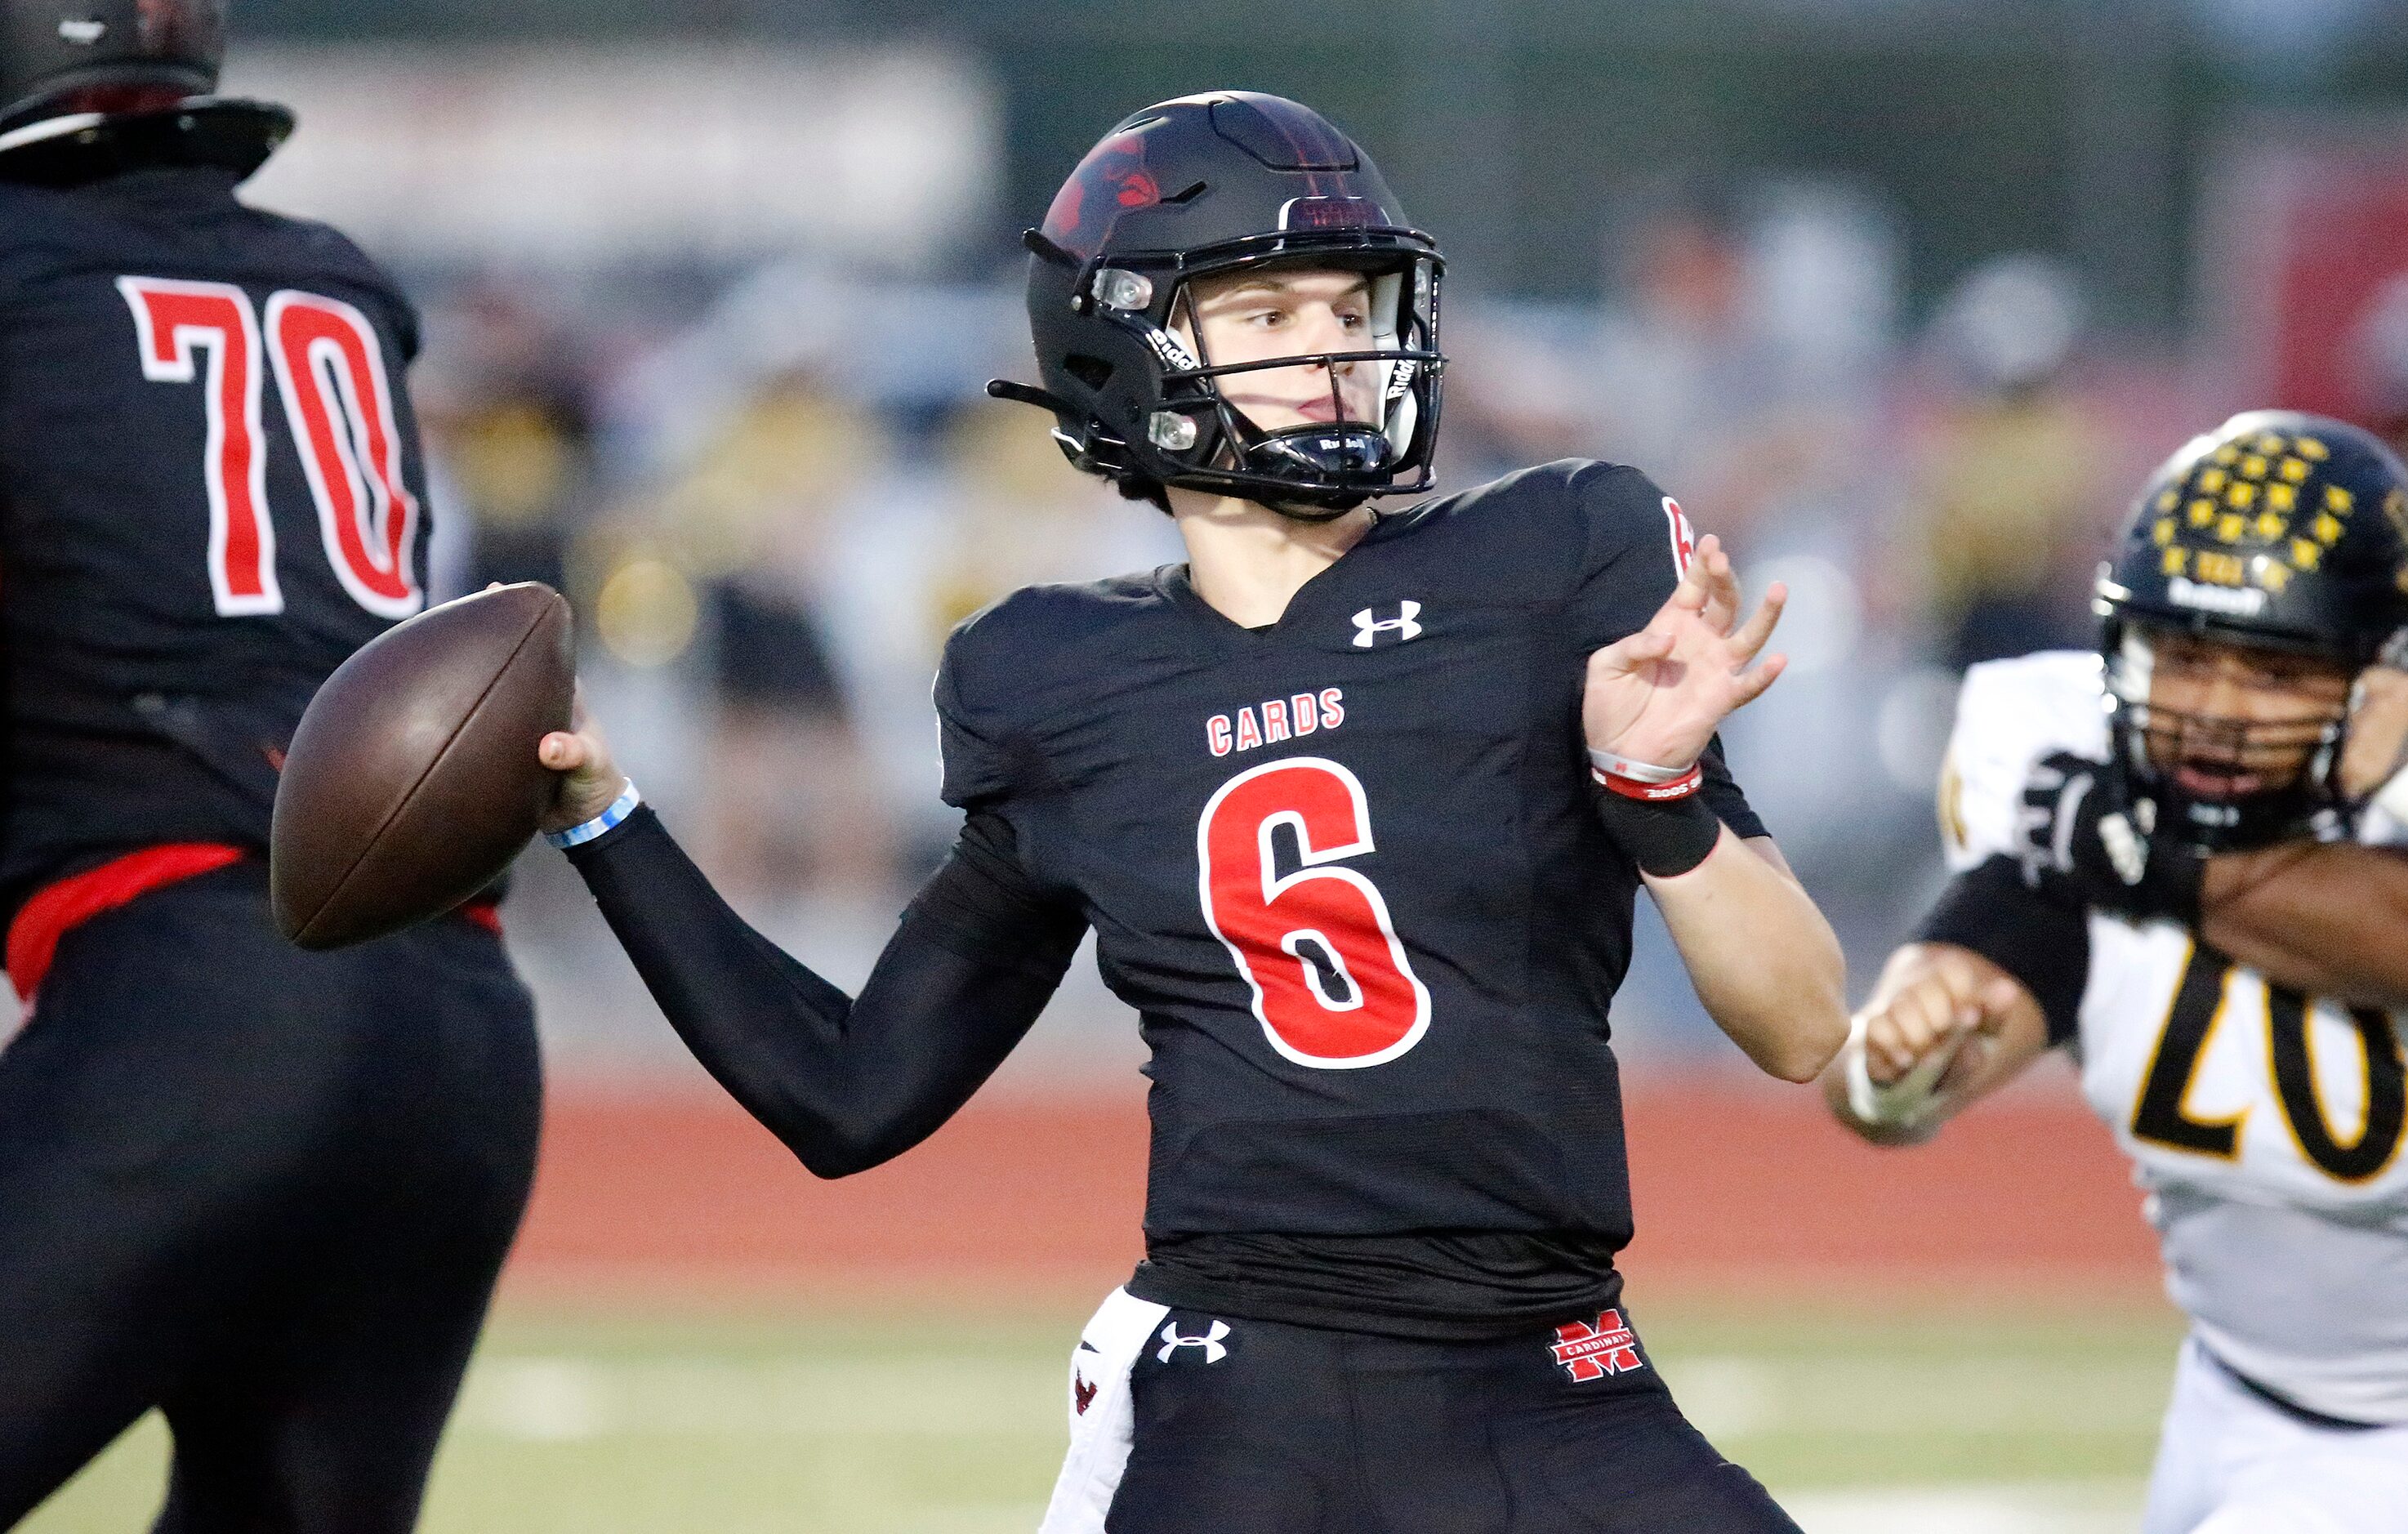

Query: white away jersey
[1940,651,2408,1424]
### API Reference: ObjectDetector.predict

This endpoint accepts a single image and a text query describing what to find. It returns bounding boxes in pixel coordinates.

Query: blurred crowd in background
[211,0,2408,1076]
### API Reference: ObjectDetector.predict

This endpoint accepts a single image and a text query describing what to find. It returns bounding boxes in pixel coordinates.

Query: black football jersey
[0,166,433,919]
[936,460,1764,1331]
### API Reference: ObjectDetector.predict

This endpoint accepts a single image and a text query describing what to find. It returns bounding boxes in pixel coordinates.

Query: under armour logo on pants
[1156,1319,1230,1363]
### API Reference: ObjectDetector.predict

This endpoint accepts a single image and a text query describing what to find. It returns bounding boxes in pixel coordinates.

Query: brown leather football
[271,582,573,950]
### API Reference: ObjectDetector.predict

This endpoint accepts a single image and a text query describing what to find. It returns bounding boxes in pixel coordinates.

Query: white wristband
[1843,1012,1960,1132]
[1586,747,1695,785]
[546,779,642,849]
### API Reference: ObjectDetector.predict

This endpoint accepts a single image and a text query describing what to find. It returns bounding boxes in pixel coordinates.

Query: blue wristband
[546,780,642,849]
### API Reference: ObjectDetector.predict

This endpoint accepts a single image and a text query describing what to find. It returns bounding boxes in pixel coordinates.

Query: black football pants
[0,862,542,1533]
[1100,1304,1801,1533]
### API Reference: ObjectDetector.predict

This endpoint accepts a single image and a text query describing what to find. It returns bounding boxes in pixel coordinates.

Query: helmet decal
[2143,423,2378,609]
[2107,412,2408,659]
[1041,131,1162,262]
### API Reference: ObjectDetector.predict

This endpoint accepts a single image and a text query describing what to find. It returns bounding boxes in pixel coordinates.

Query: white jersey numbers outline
[265,292,424,618]
[1197,756,1431,1069]
[118,278,278,617]
[121,278,425,621]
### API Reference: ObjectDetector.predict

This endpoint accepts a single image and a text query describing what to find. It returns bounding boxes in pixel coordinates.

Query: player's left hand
[1582,534,1788,771]
[536,687,628,835]
[2018,751,2202,925]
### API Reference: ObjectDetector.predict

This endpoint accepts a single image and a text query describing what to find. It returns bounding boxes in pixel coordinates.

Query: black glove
[2017,751,2203,925]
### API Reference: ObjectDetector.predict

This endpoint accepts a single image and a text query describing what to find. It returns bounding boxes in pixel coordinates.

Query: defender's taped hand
[1844,1012,1958,1134]
[2016,751,2201,925]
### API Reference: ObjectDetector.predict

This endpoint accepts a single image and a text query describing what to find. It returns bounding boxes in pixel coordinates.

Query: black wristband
[1594,788,1723,877]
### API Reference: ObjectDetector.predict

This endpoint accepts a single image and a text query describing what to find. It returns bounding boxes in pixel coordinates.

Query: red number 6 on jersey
[1197,757,1431,1069]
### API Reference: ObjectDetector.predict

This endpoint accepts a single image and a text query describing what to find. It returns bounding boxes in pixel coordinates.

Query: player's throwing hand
[1581,533,1789,772]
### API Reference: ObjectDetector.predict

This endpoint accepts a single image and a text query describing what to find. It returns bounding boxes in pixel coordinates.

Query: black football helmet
[2095,410,2408,849]
[990,91,1444,518]
[0,0,288,184]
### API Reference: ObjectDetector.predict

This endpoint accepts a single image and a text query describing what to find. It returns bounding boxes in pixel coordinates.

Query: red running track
[505,1068,2161,1304]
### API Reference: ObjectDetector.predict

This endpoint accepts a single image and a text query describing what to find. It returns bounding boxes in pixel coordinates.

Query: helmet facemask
[2105,622,2361,849]
[1090,243,1444,518]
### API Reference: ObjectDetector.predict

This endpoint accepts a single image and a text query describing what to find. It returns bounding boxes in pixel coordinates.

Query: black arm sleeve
[566,805,1090,1178]
[1913,854,2090,1046]
[1698,735,1766,841]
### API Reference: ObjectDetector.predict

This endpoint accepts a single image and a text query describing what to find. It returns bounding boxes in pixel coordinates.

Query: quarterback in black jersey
[542,93,1847,1531]
[0,5,539,1528]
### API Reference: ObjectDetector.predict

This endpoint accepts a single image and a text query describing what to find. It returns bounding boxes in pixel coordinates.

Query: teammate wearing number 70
[539,92,1847,1530]
[1827,413,2408,1532]
[0,5,540,1528]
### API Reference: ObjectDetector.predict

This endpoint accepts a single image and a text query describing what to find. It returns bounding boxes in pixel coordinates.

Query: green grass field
[23,1295,2184,1532]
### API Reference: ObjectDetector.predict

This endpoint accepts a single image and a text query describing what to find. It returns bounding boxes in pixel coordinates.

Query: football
[270,582,575,950]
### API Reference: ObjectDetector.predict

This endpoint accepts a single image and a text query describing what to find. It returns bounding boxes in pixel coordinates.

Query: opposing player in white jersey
[1827,411,2408,1532]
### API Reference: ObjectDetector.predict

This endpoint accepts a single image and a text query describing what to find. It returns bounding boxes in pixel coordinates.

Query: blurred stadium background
[25,0,2408,1527]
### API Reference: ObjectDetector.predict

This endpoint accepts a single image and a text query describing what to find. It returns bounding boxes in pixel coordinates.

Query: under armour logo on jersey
[1351,601,1423,649]
[1156,1319,1231,1364]
[1550,1310,1646,1382]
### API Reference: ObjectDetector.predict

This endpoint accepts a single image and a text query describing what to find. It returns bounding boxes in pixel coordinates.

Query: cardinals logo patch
[1549,1310,1646,1383]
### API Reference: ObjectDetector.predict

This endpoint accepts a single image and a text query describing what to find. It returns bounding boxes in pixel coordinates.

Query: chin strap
[989,378,1371,521]
[1264,497,1362,524]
